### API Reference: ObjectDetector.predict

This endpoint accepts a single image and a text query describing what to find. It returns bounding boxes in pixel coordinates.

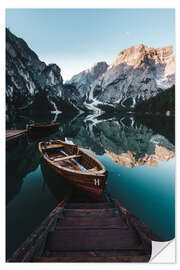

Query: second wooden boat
[38,140,107,197]
[27,122,60,134]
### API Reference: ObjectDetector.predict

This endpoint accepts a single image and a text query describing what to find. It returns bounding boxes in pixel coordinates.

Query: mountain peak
[110,44,174,70]
[84,61,108,74]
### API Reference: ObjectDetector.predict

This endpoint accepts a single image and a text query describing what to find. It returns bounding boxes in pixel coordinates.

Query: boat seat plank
[85,167,98,172]
[53,155,81,162]
[86,169,105,174]
[42,144,64,150]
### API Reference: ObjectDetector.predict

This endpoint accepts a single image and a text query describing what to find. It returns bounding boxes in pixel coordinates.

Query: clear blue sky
[6,9,175,80]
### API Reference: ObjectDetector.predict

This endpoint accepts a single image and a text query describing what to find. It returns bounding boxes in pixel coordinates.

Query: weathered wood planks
[6,130,27,142]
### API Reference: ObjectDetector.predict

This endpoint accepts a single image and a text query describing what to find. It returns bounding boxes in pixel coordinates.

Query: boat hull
[45,158,107,197]
[27,123,59,135]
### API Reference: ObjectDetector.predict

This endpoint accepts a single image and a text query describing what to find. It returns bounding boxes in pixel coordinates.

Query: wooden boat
[9,191,152,262]
[38,140,107,197]
[27,122,60,134]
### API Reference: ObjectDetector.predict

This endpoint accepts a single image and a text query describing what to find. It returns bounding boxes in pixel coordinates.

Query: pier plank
[56,216,128,228]
[45,229,143,251]
[33,255,150,262]
[6,129,27,142]
[63,208,118,217]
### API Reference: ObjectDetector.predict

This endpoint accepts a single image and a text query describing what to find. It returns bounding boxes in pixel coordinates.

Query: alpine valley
[6,28,175,117]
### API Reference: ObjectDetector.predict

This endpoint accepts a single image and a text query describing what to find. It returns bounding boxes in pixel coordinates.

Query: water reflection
[40,159,73,201]
[105,145,174,168]
[6,112,175,257]
[58,114,175,167]
[6,139,40,204]
[56,113,175,240]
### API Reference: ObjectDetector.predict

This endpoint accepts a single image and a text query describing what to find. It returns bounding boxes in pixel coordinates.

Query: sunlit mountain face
[66,45,175,113]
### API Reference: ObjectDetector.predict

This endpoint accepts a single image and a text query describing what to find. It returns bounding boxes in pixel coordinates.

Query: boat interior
[41,141,103,173]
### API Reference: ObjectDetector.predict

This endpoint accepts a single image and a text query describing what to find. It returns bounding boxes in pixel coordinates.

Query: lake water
[6,113,175,259]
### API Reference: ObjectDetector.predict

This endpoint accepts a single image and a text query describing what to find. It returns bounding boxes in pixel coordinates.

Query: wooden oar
[77,145,89,150]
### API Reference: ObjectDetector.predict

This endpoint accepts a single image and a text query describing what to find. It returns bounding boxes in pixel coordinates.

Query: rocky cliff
[6,28,78,117]
[67,44,175,113]
[65,62,108,111]
[6,29,175,116]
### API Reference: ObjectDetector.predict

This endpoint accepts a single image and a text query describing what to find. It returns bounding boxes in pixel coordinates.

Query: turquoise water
[94,153,175,240]
[6,114,175,259]
[6,165,57,258]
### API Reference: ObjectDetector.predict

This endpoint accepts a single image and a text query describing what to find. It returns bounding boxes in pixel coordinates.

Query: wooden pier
[9,189,152,262]
[6,130,27,142]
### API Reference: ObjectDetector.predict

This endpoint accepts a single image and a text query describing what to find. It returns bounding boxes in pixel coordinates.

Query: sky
[6,8,175,81]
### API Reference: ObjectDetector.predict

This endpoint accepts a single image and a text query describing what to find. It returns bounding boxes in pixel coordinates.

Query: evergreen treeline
[134,85,175,115]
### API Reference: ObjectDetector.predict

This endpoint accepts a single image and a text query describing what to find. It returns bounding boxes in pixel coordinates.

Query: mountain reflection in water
[6,113,175,258]
[105,145,174,168]
[60,114,175,165]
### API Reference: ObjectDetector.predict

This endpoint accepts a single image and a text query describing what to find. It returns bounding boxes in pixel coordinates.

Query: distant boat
[27,122,60,135]
[38,140,107,197]
[6,123,60,144]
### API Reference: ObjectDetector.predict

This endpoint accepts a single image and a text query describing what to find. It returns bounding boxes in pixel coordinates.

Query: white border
[1,0,179,268]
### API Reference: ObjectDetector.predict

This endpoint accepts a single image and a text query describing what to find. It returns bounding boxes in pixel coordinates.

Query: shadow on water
[6,112,175,258]
[6,112,76,130]
[40,159,72,201]
[40,160,100,203]
[134,115,175,145]
[6,133,71,259]
[6,139,40,205]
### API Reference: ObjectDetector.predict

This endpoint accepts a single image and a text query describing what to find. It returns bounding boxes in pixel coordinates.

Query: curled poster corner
[150,239,175,263]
